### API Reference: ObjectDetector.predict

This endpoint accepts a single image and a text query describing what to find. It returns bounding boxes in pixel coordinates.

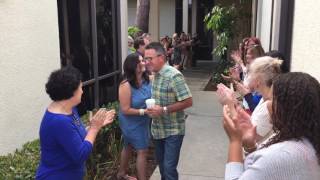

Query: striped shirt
[151,65,192,139]
[225,139,320,180]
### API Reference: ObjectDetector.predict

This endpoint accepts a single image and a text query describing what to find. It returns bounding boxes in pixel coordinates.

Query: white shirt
[225,139,320,180]
[251,99,273,143]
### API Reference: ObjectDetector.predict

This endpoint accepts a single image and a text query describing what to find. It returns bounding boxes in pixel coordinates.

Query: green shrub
[84,101,123,180]
[128,26,142,39]
[0,101,122,180]
[0,140,40,180]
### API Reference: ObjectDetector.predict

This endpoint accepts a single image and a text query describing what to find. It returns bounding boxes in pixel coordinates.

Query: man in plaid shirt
[145,42,193,180]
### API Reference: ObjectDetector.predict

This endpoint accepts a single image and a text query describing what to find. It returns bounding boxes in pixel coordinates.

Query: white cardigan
[225,139,320,180]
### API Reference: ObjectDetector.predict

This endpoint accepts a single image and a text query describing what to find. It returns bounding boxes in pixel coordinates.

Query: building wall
[159,0,175,37]
[128,0,137,27]
[0,0,60,155]
[127,0,175,38]
[290,0,320,81]
[256,0,273,51]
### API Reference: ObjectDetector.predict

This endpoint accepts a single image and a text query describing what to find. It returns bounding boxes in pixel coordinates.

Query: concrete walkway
[150,62,228,180]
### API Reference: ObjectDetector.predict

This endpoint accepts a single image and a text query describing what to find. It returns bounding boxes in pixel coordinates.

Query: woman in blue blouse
[117,54,151,180]
[36,66,115,180]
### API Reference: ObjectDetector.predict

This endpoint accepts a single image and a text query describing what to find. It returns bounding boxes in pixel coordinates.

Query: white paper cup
[145,99,155,108]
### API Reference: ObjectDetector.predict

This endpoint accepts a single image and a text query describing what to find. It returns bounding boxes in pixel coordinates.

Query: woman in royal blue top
[117,54,151,180]
[36,66,115,180]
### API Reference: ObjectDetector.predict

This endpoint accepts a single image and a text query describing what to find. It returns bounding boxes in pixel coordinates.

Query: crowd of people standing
[128,32,196,71]
[34,31,320,180]
[216,37,320,179]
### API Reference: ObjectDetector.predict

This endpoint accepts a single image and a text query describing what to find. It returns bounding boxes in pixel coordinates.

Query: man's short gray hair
[145,42,166,56]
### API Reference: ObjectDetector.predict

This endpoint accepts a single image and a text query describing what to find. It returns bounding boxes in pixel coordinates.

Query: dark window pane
[96,0,114,76]
[99,76,118,106]
[176,0,183,33]
[58,0,121,113]
[69,0,94,81]
[77,84,95,115]
[57,0,94,81]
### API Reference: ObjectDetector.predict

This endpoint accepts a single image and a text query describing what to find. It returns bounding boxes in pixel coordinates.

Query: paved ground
[150,61,229,180]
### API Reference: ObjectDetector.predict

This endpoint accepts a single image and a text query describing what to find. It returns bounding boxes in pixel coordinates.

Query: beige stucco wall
[128,0,137,27]
[290,0,320,81]
[159,0,175,37]
[0,0,60,155]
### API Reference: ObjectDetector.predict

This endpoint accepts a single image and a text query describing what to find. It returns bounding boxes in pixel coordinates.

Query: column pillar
[251,0,258,36]
[149,0,160,41]
[120,0,128,68]
[191,0,197,35]
[183,0,189,33]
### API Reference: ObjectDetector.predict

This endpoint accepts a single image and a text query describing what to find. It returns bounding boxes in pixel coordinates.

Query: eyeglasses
[144,55,162,61]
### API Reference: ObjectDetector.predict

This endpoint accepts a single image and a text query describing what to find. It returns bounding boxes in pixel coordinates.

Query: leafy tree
[204,5,237,84]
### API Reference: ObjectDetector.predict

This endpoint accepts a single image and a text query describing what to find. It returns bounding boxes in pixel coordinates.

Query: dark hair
[45,66,82,101]
[145,42,166,56]
[265,50,285,60]
[122,53,149,89]
[265,50,289,73]
[266,72,320,163]
[134,37,145,50]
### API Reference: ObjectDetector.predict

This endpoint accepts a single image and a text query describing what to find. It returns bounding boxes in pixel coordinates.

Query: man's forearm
[166,97,193,113]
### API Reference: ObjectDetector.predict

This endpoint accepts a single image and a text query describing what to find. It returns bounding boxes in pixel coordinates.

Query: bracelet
[139,109,145,116]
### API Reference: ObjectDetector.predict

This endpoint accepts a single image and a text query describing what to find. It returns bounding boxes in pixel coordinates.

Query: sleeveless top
[119,81,151,133]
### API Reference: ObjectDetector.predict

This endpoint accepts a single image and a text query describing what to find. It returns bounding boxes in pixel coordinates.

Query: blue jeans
[154,135,184,180]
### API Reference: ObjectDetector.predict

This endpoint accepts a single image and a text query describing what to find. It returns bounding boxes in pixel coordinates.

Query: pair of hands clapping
[216,83,238,106]
[89,109,116,130]
[221,51,243,82]
[216,84,257,149]
[223,106,257,148]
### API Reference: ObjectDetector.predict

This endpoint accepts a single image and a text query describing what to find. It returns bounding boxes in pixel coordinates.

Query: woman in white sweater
[223,72,320,180]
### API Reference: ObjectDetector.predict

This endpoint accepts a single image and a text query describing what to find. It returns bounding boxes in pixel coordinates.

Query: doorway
[194,0,215,61]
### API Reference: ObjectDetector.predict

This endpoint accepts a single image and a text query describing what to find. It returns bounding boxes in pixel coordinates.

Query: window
[57,0,121,115]
[175,0,183,33]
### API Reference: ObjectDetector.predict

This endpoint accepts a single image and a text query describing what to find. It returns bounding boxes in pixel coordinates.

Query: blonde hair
[248,56,283,87]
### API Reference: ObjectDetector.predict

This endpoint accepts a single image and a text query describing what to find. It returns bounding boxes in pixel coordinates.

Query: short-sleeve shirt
[151,65,192,139]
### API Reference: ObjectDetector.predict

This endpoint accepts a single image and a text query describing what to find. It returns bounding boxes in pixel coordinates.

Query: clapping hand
[233,80,250,96]
[223,106,257,148]
[229,67,241,81]
[221,74,233,82]
[103,109,115,126]
[216,83,237,106]
[221,66,241,82]
[230,50,243,65]
[90,109,115,130]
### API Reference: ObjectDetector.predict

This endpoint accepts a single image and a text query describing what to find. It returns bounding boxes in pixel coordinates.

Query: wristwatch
[163,106,168,114]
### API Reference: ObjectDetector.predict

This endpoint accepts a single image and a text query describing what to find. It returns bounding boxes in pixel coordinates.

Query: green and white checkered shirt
[151,65,192,139]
